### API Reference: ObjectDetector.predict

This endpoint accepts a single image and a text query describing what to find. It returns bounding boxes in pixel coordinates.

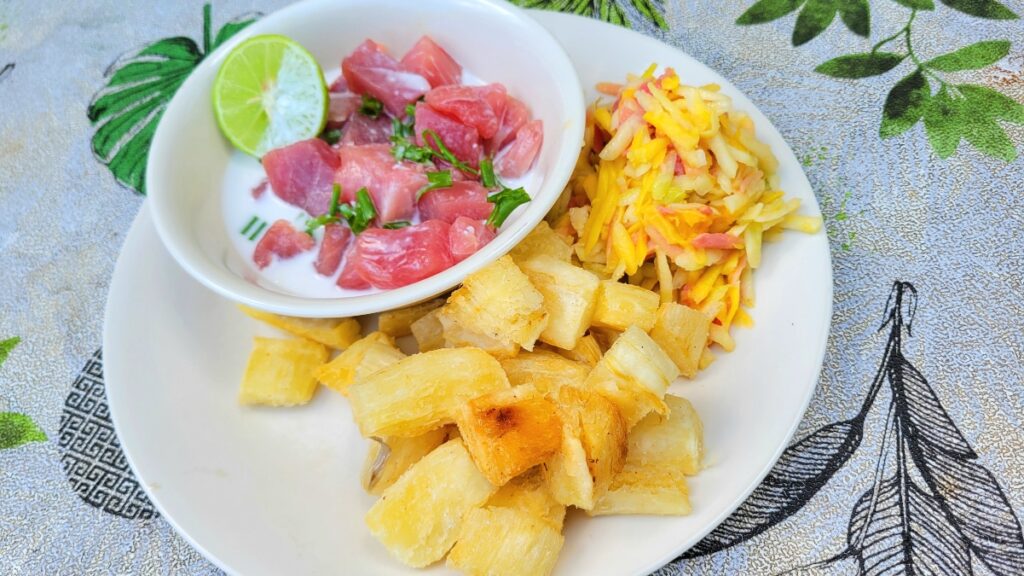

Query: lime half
[212,34,328,157]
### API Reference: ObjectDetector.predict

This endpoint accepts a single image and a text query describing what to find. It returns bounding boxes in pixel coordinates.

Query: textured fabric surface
[1,1,1022,574]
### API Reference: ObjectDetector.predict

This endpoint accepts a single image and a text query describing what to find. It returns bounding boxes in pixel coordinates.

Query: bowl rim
[146,0,586,318]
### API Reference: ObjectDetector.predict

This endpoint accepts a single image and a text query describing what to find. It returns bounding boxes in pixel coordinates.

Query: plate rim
[106,8,834,576]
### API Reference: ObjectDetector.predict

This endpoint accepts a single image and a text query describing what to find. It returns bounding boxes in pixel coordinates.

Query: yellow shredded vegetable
[558,65,822,353]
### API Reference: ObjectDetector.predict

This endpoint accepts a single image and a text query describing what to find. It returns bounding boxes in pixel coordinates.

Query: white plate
[105,10,832,576]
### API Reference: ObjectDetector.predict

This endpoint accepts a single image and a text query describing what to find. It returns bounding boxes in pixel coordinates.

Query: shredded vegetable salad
[553,64,822,366]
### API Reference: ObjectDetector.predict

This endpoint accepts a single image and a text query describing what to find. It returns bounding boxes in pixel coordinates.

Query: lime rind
[212,34,328,157]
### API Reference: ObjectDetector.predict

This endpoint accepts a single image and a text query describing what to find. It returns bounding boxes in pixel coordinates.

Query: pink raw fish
[414,102,482,167]
[262,138,340,216]
[425,85,499,139]
[314,224,352,276]
[335,144,427,223]
[327,92,361,127]
[253,220,315,269]
[449,217,496,262]
[340,113,393,146]
[495,119,543,178]
[399,36,462,88]
[418,181,493,224]
[487,95,530,154]
[342,39,429,116]
[348,220,454,289]
[337,245,371,290]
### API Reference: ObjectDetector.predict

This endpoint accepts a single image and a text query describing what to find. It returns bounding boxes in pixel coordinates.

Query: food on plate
[360,427,450,496]
[583,325,678,428]
[216,35,545,297]
[590,395,702,516]
[314,331,405,395]
[455,385,563,486]
[499,349,589,393]
[557,64,821,364]
[211,35,328,157]
[239,305,360,349]
[238,337,328,406]
[239,250,703,574]
[232,63,827,575]
[440,255,548,355]
[447,505,564,576]
[377,297,445,337]
[365,439,497,567]
[346,347,510,438]
[591,279,661,332]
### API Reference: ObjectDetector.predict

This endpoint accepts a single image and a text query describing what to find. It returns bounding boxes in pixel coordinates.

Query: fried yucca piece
[239,305,361,350]
[649,303,710,378]
[410,308,444,352]
[590,326,622,352]
[238,337,328,406]
[508,221,573,265]
[443,255,548,351]
[366,439,497,567]
[348,348,510,438]
[439,309,520,358]
[378,298,445,337]
[590,280,660,332]
[628,395,704,476]
[589,395,701,516]
[456,386,563,486]
[520,255,601,350]
[499,349,589,394]
[584,326,679,428]
[315,332,405,396]
[360,428,451,495]
[542,412,594,509]
[552,333,603,367]
[487,469,566,529]
[447,506,564,576]
[543,386,627,509]
[589,462,691,516]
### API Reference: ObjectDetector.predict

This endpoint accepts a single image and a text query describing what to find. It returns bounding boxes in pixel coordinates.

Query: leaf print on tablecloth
[88,4,260,195]
[685,282,1024,573]
[0,337,47,450]
[736,0,1023,161]
[511,0,667,30]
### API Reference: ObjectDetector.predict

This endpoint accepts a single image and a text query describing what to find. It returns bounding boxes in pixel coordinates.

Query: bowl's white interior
[148,0,584,317]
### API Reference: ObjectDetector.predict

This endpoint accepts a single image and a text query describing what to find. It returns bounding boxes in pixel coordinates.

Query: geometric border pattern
[58,349,157,520]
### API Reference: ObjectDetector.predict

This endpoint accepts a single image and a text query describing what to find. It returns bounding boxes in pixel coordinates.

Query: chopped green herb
[479,157,498,189]
[248,220,268,241]
[417,170,454,199]
[422,130,478,175]
[242,216,268,241]
[486,187,531,228]
[340,188,377,234]
[321,128,342,145]
[405,103,417,118]
[241,215,259,236]
[359,94,384,119]
[382,220,412,229]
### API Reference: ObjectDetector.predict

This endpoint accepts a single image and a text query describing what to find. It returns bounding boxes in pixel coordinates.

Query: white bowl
[147,0,585,318]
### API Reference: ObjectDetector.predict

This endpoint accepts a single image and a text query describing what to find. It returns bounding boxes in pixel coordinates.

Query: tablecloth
[1,0,1022,574]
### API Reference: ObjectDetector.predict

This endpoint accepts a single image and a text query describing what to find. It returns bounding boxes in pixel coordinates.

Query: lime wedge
[212,34,328,157]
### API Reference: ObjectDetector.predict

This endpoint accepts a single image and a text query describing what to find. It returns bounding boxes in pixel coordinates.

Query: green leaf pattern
[0,337,47,450]
[511,0,667,29]
[736,0,1022,161]
[88,4,259,195]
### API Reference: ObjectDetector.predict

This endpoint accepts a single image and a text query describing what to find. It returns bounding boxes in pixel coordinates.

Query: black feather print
[685,282,1024,576]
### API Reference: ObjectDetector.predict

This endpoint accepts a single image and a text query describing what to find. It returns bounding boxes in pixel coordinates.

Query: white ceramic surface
[106,10,833,576]
[147,0,585,318]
